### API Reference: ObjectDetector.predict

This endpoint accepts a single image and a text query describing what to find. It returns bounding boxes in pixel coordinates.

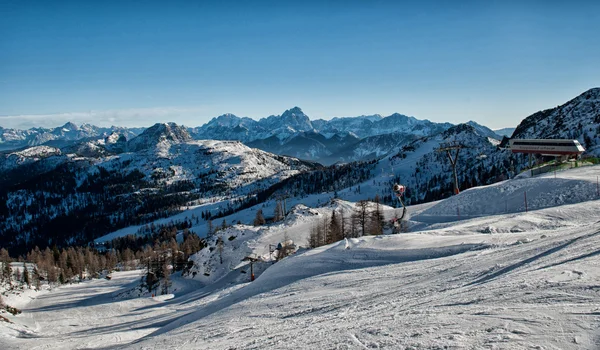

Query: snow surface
[2,166,600,349]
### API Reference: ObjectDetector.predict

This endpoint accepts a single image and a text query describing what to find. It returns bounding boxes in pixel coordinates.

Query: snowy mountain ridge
[511,87,600,155]
[192,107,455,145]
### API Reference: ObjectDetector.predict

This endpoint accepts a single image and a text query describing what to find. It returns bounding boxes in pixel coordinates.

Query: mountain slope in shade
[511,88,600,155]
[326,132,419,164]
[246,131,361,164]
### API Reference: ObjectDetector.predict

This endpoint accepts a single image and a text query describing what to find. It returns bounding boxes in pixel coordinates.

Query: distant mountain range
[0,122,145,152]
[1,107,506,164]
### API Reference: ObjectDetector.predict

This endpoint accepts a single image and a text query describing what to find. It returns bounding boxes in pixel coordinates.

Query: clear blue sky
[1,0,599,129]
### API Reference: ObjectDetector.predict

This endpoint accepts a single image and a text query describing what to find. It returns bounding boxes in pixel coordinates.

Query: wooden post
[524,191,528,213]
[250,261,255,281]
[437,142,464,196]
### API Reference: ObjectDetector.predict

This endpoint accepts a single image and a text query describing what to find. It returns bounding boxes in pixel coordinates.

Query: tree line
[306,196,390,249]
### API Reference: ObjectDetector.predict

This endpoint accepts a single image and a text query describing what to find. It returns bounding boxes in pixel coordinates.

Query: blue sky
[1,0,599,129]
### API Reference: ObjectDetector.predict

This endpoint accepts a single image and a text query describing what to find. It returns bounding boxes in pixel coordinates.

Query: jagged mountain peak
[61,122,79,131]
[386,113,411,119]
[146,122,191,140]
[442,123,477,138]
[281,106,305,117]
[127,122,191,152]
[260,107,314,134]
[210,113,242,127]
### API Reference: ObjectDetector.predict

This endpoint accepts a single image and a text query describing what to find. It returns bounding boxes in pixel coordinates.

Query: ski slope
[2,166,600,349]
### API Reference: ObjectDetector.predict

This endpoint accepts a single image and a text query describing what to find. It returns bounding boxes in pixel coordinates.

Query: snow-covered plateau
[1,165,600,349]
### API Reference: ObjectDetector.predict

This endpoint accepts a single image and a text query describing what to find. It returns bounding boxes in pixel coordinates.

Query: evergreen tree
[207,219,214,239]
[353,200,370,237]
[253,209,266,226]
[274,201,284,222]
[369,195,385,235]
[22,265,30,287]
[340,208,346,239]
[32,266,41,290]
[0,248,11,283]
[161,261,171,295]
[328,210,342,244]
[308,224,319,248]
[217,236,224,264]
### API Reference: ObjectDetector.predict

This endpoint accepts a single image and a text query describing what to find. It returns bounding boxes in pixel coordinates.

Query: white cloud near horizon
[0,107,214,130]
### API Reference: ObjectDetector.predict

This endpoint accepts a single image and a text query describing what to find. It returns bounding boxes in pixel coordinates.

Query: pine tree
[22,265,30,287]
[217,236,224,264]
[2,261,12,286]
[340,208,346,239]
[369,195,385,235]
[353,200,370,237]
[274,201,284,222]
[161,261,171,295]
[308,224,319,248]
[0,248,11,283]
[207,219,214,239]
[253,209,266,226]
[328,210,342,244]
[319,215,329,247]
[32,266,41,290]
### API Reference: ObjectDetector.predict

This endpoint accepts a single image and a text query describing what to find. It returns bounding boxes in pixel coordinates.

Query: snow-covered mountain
[511,88,600,155]
[127,122,192,154]
[192,108,456,163]
[193,107,452,142]
[191,107,315,143]
[0,145,66,174]
[0,122,144,151]
[0,123,318,252]
[361,123,513,205]
[312,114,383,137]
[1,108,482,164]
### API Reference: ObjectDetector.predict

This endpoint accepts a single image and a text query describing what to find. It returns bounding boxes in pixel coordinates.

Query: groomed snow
[2,166,600,349]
